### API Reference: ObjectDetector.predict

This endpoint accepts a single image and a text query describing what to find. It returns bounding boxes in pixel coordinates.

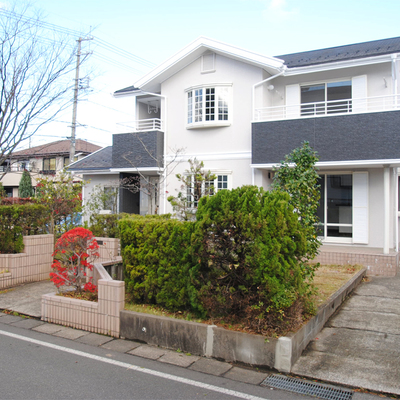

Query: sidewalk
[292,275,400,395]
[0,279,397,398]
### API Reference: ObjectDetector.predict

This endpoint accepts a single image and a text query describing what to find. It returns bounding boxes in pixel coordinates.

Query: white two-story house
[71,36,400,273]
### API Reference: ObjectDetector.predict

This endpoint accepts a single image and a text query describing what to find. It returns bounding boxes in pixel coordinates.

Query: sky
[6,0,400,149]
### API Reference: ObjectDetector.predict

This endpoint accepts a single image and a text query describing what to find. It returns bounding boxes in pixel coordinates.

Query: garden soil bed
[124,264,364,337]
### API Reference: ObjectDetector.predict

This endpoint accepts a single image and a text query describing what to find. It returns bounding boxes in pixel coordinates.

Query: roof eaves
[116,37,284,95]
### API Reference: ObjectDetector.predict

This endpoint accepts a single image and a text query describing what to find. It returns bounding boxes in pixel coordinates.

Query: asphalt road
[0,320,325,400]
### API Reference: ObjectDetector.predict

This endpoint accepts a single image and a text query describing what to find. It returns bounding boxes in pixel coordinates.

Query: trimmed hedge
[0,203,50,253]
[121,186,314,333]
[120,216,194,311]
[89,213,172,238]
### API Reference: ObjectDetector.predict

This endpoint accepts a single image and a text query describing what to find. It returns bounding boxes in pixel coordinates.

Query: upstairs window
[43,158,56,171]
[186,85,231,128]
[301,81,352,116]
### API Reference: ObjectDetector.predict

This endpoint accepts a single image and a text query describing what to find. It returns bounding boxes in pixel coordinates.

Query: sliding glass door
[317,174,353,241]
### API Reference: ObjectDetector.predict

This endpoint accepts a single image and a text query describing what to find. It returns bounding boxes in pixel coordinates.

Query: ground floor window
[317,174,353,239]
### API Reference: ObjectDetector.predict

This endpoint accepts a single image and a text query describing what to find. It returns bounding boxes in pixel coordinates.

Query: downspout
[251,67,286,185]
[141,92,168,215]
[252,68,286,121]
[391,54,398,108]
[122,89,167,214]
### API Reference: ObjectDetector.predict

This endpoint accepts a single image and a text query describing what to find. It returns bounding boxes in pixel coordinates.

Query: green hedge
[120,187,314,333]
[0,204,50,253]
[89,213,171,238]
[120,216,194,311]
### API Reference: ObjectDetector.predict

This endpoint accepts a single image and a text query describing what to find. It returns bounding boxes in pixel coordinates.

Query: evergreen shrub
[0,203,49,253]
[120,216,194,311]
[191,186,311,333]
[89,213,172,238]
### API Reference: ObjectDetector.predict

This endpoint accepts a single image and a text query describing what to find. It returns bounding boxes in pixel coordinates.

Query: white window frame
[186,84,232,129]
[300,79,352,116]
[186,171,232,208]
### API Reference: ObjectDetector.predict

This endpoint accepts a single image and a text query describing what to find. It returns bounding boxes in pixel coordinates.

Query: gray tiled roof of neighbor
[114,85,140,95]
[68,146,112,170]
[12,139,101,158]
[276,36,400,68]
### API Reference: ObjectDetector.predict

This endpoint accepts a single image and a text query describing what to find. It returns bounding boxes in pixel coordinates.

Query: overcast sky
[11,0,400,148]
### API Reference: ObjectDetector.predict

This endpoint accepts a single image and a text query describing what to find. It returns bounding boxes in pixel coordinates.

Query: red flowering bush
[50,227,100,294]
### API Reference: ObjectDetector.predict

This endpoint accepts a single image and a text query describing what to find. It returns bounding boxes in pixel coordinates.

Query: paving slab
[189,357,232,376]
[32,323,64,335]
[76,332,114,346]
[293,276,400,396]
[328,309,400,335]
[223,367,270,385]
[100,339,141,353]
[340,294,400,314]
[0,281,55,318]
[53,327,90,340]
[0,314,24,324]
[128,345,167,360]
[11,319,44,330]
[158,351,200,368]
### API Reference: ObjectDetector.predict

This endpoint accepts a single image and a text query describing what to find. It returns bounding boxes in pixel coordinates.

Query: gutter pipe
[252,68,286,121]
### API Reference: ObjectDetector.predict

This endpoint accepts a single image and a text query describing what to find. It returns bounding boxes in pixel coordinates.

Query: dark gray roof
[276,37,400,68]
[114,85,140,95]
[68,146,112,170]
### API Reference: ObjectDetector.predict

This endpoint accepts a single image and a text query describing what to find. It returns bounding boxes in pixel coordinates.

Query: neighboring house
[1,139,101,197]
[70,36,400,255]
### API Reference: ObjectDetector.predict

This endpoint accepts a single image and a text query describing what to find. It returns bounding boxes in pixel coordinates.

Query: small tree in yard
[18,170,34,198]
[168,159,216,221]
[272,141,321,269]
[50,227,99,294]
[35,171,83,237]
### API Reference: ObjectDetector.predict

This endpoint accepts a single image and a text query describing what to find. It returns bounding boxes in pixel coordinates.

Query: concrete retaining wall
[120,268,366,371]
[42,263,125,337]
[120,312,278,368]
[0,234,53,290]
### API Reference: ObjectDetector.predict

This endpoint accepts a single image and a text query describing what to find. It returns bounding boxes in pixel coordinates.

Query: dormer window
[186,84,231,129]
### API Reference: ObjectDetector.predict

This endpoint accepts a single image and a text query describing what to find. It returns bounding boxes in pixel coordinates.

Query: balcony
[252,106,400,166]
[254,94,400,122]
[118,118,163,132]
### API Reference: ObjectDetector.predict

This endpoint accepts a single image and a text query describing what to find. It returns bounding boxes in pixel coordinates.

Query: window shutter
[353,172,369,244]
[285,84,300,118]
[352,75,367,113]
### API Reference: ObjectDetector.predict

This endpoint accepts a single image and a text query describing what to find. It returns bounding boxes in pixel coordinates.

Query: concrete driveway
[0,280,55,318]
[292,275,400,395]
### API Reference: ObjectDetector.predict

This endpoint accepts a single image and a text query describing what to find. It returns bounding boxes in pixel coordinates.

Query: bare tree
[121,132,184,215]
[0,3,89,179]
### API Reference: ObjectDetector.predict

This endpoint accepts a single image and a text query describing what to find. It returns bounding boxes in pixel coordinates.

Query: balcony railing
[254,94,400,122]
[118,118,163,132]
[0,165,38,173]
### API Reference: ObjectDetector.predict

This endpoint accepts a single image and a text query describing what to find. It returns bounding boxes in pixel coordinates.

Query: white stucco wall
[159,53,266,214]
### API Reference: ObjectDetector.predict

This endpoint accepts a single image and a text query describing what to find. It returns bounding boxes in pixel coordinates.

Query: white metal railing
[254,94,400,122]
[118,118,163,131]
[0,165,38,173]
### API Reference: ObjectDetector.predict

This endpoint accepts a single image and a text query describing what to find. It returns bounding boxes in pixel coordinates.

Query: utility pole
[69,37,92,164]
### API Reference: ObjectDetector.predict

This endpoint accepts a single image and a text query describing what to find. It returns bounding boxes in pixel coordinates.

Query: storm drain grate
[261,374,353,400]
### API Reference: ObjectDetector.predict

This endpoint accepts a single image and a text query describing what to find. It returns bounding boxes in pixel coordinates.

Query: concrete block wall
[42,264,125,337]
[313,250,398,277]
[0,234,53,290]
